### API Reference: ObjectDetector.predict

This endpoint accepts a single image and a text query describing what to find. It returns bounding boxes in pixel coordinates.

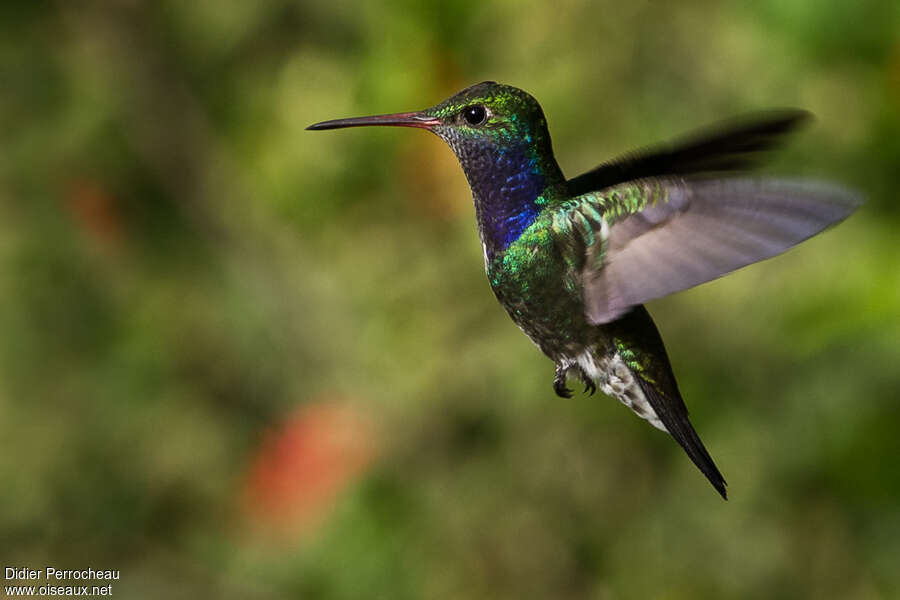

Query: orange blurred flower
[242,398,376,541]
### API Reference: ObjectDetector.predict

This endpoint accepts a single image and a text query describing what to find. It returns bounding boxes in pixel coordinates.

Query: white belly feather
[576,348,667,432]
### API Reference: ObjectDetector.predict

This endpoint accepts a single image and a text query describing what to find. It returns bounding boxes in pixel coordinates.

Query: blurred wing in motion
[584,178,862,324]
[567,110,811,196]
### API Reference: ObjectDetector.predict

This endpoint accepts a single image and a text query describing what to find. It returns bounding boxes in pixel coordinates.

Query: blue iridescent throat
[462,138,550,256]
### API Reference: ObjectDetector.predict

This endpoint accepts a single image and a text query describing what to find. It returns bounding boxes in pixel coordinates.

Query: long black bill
[306,111,440,131]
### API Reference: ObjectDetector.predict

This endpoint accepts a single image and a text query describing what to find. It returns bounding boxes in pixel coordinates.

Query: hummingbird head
[308,82,566,255]
[420,81,553,154]
[307,82,553,156]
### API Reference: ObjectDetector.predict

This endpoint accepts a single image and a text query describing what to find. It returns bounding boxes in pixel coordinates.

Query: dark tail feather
[635,377,728,499]
[610,306,727,498]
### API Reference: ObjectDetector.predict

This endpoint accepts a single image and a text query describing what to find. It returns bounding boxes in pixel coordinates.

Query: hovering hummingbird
[307,82,860,498]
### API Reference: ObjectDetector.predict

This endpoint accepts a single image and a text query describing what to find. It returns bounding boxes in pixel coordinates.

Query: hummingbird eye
[462,105,487,126]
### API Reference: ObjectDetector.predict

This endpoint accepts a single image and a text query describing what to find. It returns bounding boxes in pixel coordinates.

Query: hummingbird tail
[633,375,728,500]
[586,306,728,499]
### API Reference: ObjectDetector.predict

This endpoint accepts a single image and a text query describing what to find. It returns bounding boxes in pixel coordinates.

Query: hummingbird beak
[306,111,441,131]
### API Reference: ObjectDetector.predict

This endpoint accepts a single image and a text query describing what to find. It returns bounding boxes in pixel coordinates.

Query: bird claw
[554,379,573,398]
[553,364,595,398]
[553,364,573,398]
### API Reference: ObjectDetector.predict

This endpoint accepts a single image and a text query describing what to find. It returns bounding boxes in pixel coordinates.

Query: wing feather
[583,178,862,324]
[567,110,811,196]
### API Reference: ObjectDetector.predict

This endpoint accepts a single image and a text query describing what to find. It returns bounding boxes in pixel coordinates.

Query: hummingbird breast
[486,211,593,359]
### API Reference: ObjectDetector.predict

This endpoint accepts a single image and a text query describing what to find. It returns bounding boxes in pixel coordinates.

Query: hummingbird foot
[553,364,573,398]
[580,370,597,396]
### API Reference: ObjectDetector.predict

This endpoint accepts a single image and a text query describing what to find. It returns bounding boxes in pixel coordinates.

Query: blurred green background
[2,1,899,598]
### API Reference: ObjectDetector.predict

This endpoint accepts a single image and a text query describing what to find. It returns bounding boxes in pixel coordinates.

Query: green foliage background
[1,1,898,598]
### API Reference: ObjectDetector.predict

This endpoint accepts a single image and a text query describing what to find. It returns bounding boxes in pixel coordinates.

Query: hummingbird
[307,82,860,499]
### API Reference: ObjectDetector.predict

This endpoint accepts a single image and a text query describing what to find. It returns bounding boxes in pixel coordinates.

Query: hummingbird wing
[566,110,810,196]
[578,178,861,324]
